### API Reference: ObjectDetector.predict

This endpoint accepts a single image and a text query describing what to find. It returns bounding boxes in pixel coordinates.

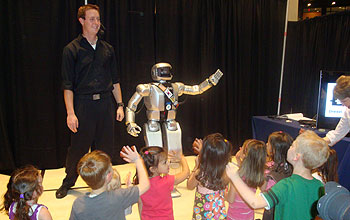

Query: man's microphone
[98,23,106,37]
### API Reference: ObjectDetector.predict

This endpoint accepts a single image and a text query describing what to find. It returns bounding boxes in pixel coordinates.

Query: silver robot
[125,63,223,154]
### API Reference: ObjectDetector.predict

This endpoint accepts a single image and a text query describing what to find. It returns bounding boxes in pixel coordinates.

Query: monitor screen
[316,70,350,130]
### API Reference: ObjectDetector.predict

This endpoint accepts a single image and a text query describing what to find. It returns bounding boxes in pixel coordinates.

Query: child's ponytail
[1,165,41,220]
[15,192,32,220]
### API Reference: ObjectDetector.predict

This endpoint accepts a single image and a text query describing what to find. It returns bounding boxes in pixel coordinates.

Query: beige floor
[0,156,263,220]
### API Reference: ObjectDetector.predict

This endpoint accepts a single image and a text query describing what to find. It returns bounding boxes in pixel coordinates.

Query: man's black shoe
[56,185,70,199]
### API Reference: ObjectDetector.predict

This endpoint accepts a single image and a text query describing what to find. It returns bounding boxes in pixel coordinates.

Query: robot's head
[151,63,173,82]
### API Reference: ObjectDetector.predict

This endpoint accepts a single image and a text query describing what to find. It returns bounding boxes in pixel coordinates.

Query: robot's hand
[127,122,142,137]
[208,69,223,86]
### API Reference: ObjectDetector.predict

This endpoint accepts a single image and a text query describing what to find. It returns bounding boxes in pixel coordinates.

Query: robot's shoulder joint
[136,84,151,96]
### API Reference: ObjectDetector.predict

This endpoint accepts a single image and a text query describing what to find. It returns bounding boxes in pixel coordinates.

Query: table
[252,116,350,190]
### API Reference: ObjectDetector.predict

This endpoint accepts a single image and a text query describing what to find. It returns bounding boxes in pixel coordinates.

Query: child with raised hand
[1,165,53,220]
[226,139,267,220]
[107,168,132,215]
[312,148,339,184]
[69,147,150,220]
[234,139,254,166]
[187,133,232,220]
[226,130,330,220]
[263,131,293,220]
[192,138,203,155]
[135,146,190,220]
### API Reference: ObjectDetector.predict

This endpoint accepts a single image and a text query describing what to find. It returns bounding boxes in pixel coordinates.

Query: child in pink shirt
[136,146,190,220]
[226,139,267,220]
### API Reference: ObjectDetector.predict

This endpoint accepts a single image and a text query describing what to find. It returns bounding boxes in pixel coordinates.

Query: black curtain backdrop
[1,0,288,171]
[282,11,350,118]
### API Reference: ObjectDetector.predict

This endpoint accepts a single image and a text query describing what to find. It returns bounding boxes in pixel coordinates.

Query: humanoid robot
[125,63,223,154]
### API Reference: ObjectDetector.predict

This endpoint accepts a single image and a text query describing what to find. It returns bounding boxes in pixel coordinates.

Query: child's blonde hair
[294,130,329,169]
[239,139,267,188]
[77,150,112,190]
[107,168,121,191]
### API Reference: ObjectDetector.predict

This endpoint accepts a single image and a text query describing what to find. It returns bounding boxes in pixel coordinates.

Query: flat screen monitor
[316,70,350,130]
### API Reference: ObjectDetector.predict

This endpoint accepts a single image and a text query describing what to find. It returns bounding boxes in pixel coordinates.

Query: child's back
[70,147,150,220]
[187,133,232,220]
[141,175,175,219]
[263,174,324,219]
[227,187,256,220]
[227,139,266,220]
[70,188,138,219]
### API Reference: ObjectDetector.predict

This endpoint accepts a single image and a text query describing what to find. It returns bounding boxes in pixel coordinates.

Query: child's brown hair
[77,150,112,189]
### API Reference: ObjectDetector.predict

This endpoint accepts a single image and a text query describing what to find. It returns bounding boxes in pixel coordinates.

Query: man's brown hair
[77,4,100,20]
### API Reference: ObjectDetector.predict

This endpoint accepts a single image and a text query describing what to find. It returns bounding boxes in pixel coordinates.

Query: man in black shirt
[56,4,124,199]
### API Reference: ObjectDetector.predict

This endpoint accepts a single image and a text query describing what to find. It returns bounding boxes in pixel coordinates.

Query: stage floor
[0,156,263,220]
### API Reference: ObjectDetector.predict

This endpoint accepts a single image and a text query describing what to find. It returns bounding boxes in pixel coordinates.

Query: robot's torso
[136,82,184,121]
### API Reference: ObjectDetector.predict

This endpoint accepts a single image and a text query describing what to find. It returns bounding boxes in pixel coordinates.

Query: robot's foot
[171,187,182,198]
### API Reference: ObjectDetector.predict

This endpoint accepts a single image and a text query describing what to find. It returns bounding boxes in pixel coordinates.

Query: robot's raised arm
[125,84,150,137]
[177,69,223,96]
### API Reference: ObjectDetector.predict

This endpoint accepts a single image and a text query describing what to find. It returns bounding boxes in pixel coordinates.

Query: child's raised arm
[120,146,150,195]
[174,153,190,185]
[187,156,199,190]
[192,138,203,155]
[235,147,244,167]
[225,163,267,209]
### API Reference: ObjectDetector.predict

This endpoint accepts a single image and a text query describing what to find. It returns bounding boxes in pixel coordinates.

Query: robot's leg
[143,121,163,147]
[162,121,182,154]
[163,121,182,198]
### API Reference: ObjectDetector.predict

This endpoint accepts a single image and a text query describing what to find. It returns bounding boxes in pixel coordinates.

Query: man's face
[81,9,100,36]
[340,97,350,109]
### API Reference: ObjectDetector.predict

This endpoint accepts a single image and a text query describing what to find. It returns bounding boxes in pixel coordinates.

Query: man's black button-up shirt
[61,34,119,95]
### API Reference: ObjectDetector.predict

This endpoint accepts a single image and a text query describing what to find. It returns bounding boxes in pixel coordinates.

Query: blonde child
[226,139,267,220]
[135,146,190,220]
[69,147,150,220]
[226,130,329,220]
[1,165,53,220]
[187,133,232,219]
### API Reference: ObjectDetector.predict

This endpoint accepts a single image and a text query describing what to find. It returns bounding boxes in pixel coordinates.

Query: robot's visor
[156,67,172,77]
